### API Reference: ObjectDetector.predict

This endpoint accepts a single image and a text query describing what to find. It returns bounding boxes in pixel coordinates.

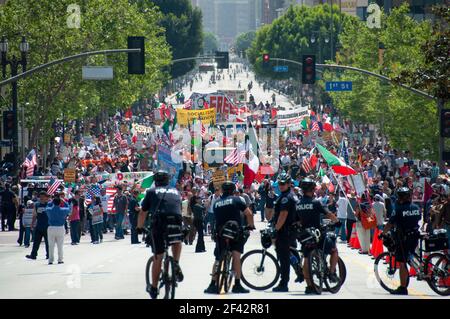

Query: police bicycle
[144,216,188,299]
[374,229,449,296]
[213,222,250,294]
[291,221,347,294]
[240,226,304,291]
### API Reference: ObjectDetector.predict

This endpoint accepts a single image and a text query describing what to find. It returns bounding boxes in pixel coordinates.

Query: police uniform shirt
[388,202,421,232]
[141,187,182,216]
[35,202,49,230]
[296,195,327,229]
[273,190,298,232]
[213,195,247,230]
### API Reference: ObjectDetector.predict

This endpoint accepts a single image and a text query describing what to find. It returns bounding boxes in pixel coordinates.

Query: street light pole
[0,36,29,179]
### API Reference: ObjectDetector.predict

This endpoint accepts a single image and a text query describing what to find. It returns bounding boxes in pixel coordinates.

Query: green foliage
[235,31,256,57]
[324,4,437,159]
[202,32,218,54]
[247,4,356,79]
[141,0,203,78]
[0,0,171,146]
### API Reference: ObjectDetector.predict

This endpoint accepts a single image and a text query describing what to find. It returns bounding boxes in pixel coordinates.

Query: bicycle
[144,217,186,299]
[214,224,250,294]
[240,223,346,293]
[294,222,347,295]
[374,230,449,296]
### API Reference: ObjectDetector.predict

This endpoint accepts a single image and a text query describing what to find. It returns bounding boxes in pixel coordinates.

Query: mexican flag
[316,143,356,176]
[140,174,154,189]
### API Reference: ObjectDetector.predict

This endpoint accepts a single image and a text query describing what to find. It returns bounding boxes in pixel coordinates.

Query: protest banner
[276,106,309,130]
[64,168,76,183]
[212,169,225,188]
[158,145,182,187]
[176,108,216,125]
[217,89,247,103]
[131,123,153,134]
[347,173,366,195]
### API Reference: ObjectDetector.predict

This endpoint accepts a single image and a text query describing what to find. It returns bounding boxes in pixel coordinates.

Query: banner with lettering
[276,106,309,130]
[176,108,216,126]
[157,145,182,187]
[131,123,153,134]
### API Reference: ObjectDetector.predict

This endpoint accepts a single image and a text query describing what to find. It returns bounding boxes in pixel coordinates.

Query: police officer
[26,191,50,260]
[137,170,184,299]
[296,178,339,294]
[204,181,255,294]
[381,187,421,295]
[271,172,299,292]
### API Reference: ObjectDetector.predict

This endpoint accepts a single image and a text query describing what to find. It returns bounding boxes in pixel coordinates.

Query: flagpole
[330,170,357,216]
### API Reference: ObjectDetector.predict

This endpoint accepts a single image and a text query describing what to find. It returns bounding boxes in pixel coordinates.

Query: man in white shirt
[372,194,386,230]
[335,191,348,242]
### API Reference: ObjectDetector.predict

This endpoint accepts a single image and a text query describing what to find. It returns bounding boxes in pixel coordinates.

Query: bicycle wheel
[145,256,154,296]
[374,252,409,293]
[241,249,280,290]
[226,253,235,292]
[163,256,176,299]
[216,255,226,294]
[425,253,449,296]
[324,256,347,294]
[308,249,323,295]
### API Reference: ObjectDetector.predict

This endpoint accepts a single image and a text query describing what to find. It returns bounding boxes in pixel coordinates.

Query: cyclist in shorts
[296,178,339,294]
[204,181,255,294]
[138,170,184,299]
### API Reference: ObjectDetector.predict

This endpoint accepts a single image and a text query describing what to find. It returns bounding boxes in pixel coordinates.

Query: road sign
[0,140,11,147]
[82,66,113,80]
[325,81,353,91]
[273,65,288,72]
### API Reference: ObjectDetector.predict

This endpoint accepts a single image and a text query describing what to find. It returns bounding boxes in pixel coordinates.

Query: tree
[247,4,356,79]
[137,0,203,78]
[0,0,170,151]
[235,31,256,57]
[324,4,437,159]
[202,32,218,54]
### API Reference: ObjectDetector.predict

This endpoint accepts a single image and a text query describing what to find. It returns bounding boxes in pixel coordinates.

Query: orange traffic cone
[370,228,384,259]
[349,224,357,249]
[352,225,361,250]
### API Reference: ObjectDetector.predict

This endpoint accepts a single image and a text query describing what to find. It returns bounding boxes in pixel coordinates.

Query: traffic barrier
[349,224,361,250]
[370,228,384,259]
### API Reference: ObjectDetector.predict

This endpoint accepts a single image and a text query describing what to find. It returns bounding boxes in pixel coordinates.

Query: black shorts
[150,214,183,255]
[214,237,244,260]
[395,237,419,263]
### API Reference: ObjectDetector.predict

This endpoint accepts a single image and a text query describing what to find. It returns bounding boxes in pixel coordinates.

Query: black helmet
[154,170,170,187]
[222,181,236,194]
[300,177,316,193]
[277,171,291,184]
[397,187,411,201]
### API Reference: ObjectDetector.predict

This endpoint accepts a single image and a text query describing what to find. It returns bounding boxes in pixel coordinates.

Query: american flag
[311,121,320,132]
[115,130,123,143]
[23,149,37,177]
[85,184,101,206]
[183,99,193,109]
[106,187,117,213]
[302,154,312,173]
[47,177,62,196]
[224,148,246,165]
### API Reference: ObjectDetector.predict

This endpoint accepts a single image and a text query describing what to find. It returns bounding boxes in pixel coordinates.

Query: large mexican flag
[316,143,356,176]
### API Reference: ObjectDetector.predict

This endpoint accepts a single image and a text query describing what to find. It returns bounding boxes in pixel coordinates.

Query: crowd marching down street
[0,62,448,298]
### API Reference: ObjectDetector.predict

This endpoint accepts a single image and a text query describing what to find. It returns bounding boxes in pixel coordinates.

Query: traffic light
[3,111,14,140]
[440,109,450,137]
[128,36,145,74]
[262,53,270,68]
[302,54,316,84]
[215,51,229,69]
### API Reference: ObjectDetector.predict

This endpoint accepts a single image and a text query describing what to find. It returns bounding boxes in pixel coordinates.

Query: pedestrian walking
[113,186,127,240]
[46,196,70,264]
[69,198,80,245]
[192,196,206,253]
[335,191,348,242]
[128,190,141,244]
[26,191,50,260]
[346,193,358,246]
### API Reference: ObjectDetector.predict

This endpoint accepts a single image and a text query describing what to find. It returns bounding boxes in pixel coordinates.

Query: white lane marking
[47,290,58,295]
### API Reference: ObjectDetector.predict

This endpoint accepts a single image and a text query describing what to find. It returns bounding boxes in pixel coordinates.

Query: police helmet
[397,187,411,201]
[277,171,291,184]
[300,177,316,193]
[154,170,170,187]
[222,181,236,194]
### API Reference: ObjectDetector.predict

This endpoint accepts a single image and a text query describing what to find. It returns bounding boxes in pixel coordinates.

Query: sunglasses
[278,181,288,186]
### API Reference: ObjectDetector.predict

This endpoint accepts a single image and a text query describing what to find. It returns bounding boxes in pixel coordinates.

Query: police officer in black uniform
[296,178,339,294]
[381,187,421,295]
[137,170,184,299]
[204,181,255,294]
[271,172,299,292]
